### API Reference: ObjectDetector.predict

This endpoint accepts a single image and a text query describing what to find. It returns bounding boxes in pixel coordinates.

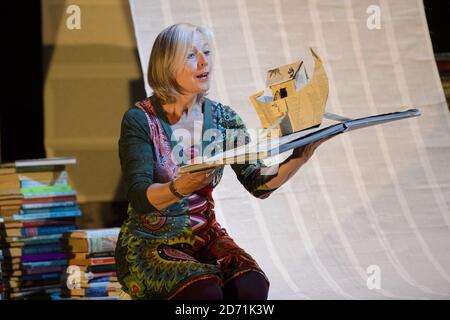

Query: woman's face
[176,31,212,98]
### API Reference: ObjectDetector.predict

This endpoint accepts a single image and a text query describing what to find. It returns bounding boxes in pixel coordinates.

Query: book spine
[12,209,81,221]
[85,286,109,297]
[19,224,75,237]
[22,201,77,209]
[21,252,68,263]
[21,244,62,256]
[21,205,79,214]
[6,277,61,287]
[89,276,116,283]
[85,271,116,280]
[84,282,120,288]
[11,238,61,247]
[86,264,116,273]
[22,190,77,199]
[5,219,74,228]
[89,257,115,265]
[21,184,72,193]
[22,259,68,269]
[23,265,64,275]
[22,195,77,204]
[20,179,68,189]
[20,272,62,281]
[7,233,63,245]
[5,284,61,298]
[87,251,115,258]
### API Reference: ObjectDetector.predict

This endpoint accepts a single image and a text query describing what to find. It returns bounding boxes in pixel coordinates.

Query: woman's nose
[198,52,208,68]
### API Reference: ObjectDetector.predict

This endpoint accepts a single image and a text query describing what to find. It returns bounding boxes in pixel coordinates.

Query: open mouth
[196,72,209,80]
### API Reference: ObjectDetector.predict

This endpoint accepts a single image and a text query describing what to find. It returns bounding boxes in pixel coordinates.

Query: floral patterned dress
[115,96,278,299]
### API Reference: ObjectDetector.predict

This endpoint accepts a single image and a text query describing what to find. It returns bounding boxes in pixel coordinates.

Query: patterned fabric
[116,96,278,299]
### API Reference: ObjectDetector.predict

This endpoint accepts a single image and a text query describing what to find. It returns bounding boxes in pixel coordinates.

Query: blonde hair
[147,23,213,104]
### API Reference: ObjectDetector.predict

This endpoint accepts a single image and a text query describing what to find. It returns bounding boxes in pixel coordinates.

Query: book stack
[0,157,81,299]
[59,228,122,300]
[0,166,23,220]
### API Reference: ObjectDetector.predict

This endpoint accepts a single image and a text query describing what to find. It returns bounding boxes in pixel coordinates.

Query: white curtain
[129,0,450,299]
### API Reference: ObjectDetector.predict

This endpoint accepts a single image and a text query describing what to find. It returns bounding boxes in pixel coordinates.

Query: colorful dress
[115,96,279,299]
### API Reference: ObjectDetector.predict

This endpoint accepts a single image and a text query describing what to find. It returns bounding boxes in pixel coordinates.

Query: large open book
[177,50,421,174]
[177,108,421,174]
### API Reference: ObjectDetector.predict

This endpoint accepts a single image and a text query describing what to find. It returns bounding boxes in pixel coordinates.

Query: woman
[115,23,326,300]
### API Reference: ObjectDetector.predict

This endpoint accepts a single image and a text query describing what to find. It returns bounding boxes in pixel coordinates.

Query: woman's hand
[290,137,330,163]
[146,167,219,210]
[264,137,330,190]
[174,167,218,195]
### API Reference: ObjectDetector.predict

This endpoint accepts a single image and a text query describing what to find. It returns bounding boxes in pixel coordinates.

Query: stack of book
[0,166,23,220]
[0,157,81,299]
[59,228,122,299]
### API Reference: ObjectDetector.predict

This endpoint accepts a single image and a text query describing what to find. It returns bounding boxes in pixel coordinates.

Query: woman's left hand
[290,137,330,163]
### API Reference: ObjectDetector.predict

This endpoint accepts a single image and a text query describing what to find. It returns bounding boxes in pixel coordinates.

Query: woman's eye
[203,50,211,56]
[187,53,196,59]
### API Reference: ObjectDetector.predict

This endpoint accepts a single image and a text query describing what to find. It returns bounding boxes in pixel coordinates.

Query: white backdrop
[129,0,450,299]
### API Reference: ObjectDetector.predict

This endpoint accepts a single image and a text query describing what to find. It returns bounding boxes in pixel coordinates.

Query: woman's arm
[146,168,216,210]
[263,138,328,190]
[119,107,216,212]
[119,108,159,213]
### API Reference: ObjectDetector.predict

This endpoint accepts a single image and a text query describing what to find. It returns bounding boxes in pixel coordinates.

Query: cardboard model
[249,48,329,137]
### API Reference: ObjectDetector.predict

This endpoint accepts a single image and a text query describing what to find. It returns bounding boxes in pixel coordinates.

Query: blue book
[22,190,77,199]
[22,259,68,269]
[22,201,77,210]
[85,287,109,297]
[7,234,63,247]
[12,209,81,221]
[21,272,62,281]
[21,205,79,214]
[20,180,67,188]
[17,224,76,237]
[89,276,116,284]
[21,244,62,256]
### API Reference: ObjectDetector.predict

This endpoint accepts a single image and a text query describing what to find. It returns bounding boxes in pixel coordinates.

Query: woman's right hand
[173,167,218,195]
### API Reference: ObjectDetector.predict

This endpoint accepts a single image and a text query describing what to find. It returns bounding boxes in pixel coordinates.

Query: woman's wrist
[288,149,308,165]
[169,178,191,199]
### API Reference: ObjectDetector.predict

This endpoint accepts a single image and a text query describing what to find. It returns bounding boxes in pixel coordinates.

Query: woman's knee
[170,278,223,300]
[223,271,269,300]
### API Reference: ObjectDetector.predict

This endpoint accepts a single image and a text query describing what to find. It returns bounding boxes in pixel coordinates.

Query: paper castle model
[250,48,329,137]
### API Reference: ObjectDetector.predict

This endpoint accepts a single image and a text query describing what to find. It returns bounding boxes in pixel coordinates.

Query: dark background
[1,1,45,162]
[1,0,449,163]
